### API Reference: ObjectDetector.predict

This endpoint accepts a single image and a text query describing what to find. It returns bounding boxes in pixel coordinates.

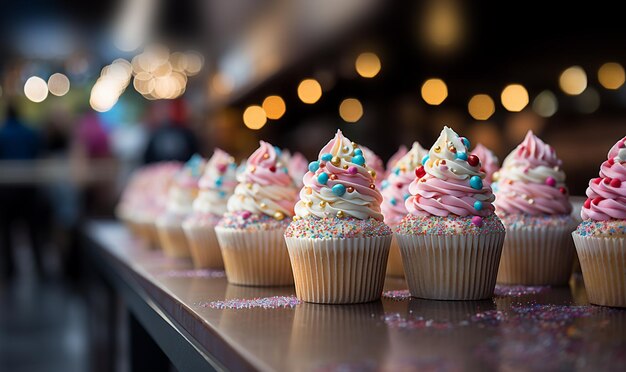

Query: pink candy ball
[347,166,358,175]
[545,176,556,187]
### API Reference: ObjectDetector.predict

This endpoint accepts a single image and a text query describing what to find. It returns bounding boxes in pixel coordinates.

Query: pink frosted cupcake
[494,131,576,285]
[215,142,298,286]
[288,151,308,188]
[381,142,428,277]
[182,149,237,268]
[385,145,408,178]
[156,155,206,257]
[471,143,500,184]
[361,145,385,186]
[285,130,392,304]
[573,136,626,307]
[395,126,505,300]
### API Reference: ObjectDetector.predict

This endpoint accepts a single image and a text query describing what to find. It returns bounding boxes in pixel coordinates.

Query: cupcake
[156,155,206,257]
[395,126,505,300]
[288,152,309,188]
[471,143,500,184]
[215,142,298,286]
[385,145,408,177]
[494,131,576,285]
[284,130,392,304]
[381,142,428,277]
[182,149,237,268]
[573,137,626,307]
[361,145,385,186]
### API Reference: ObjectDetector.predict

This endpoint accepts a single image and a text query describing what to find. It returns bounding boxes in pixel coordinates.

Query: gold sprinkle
[336,211,345,218]
[420,178,426,182]
[319,201,327,208]
[292,216,300,221]
[434,146,441,153]
[343,145,351,152]
[330,174,338,180]
[400,166,406,172]
[343,165,349,169]
[305,187,312,195]
[368,170,376,179]
[369,184,376,189]
[448,146,456,153]
[305,200,313,207]
[260,203,267,208]
[492,171,500,182]
[331,156,341,166]
[528,199,535,205]
[263,153,269,159]
[351,142,358,148]
[346,186,354,193]
[239,195,245,201]
[274,212,285,220]
[249,165,256,173]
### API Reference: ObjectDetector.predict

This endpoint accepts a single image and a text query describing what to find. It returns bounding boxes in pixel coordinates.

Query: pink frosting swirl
[243,141,292,187]
[361,145,385,184]
[471,143,500,184]
[494,131,572,215]
[288,152,308,188]
[581,136,626,221]
[406,126,496,217]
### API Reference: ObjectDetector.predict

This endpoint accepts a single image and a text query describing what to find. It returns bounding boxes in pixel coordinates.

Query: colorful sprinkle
[474,200,483,211]
[422,155,430,165]
[317,172,329,184]
[494,285,550,297]
[159,269,226,278]
[382,289,411,301]
[461,137,471,149]
[470,175,483,190]
[354,148,363,156]
[332,184,347,196]
[203,296,302,309]
[286,216,392,239]
[472,216,483,227]
[396,214,504,236]
[352,155,365,166]
[545,176,556,187]
[347,166,358,175]
[456,152,468,161]
[321,153,332,161]
[467,154,479,167]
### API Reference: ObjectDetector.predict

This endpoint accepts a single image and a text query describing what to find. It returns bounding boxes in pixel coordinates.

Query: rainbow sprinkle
[494,285,550,297]
[285,216,392,239]
[382,289,411,301]
[395,214,505,236]
[575,219,626,237]
[217,211,291,231]
[203,296,302,309]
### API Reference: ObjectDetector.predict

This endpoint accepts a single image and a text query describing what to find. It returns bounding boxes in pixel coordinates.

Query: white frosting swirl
[424,126,483,180]
[166,186,197,215]
[192,149,238,215]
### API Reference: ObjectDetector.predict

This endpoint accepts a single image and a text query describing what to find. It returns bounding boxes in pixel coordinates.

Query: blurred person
[0,102,45,280]
[143,99,199,164]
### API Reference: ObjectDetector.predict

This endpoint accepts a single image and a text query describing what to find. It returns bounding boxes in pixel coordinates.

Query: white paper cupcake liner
[134,221,160,249]
[497,224,576,285]
[156,221,191,258]
[396,232,505,300]
[284,235,392,304]
[385,235,405,277]
[182,222,224,269]
[215,227,294,286]
[573,233,626,307]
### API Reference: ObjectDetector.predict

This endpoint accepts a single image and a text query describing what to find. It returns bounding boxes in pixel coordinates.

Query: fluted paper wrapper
[396,232,504,300]
[135,221,160,249]
[215,227,294,286]
[182,223,224,269]
[573,233,626,307]
[385,235,405,277]
[285,235,391,304]
[497,224,575,285]
[156,222,191,258]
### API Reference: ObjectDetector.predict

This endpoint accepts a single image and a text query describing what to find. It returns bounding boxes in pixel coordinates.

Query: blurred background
[1,0,625,371]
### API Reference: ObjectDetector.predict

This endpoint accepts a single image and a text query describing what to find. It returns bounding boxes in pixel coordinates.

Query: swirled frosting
[381,142,428,225]
[581,136,626,221]
[494,131,572,215]
[361,145,385,185]
[226,141,298,220]
[471,143,500,184]
[294,130,384,220]
[406,126,496,219]
[288,152,308,188]
[166,155,206,215]
[192,149,238,216]
[385,145,408,177]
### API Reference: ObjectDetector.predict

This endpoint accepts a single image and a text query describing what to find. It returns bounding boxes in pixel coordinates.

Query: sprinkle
[382,180,389,189]
[347,166,358,175]
[321,153,332,161]
[369,184,376,189]
[456,152,468,161]
[159,269,225,278]
[263,153,269,159]
[259,202,267,209]
[217,164,227,173]
[241,211,252,219]
[336,210,345,218]
[285,216,392,239]
[494,285,550,297]
[434,146,441,153]
[203,296,302,309]
[470,175,483,190]
[332,184,346,196]
[354,148,363,156]
[218,191,226,198]
[215,176,223,186]
[467,154,479,167]
[347,186,354,193]
[421,155,430,165]
[610,178,622,187]
[474,200,483,211]
[415,166,426,178]
[390,198,397,206]
[273,211,285,220]
[329,174,338,180]
[559,187,567,194]
[403,193,410,200]
[368,170,377,178]
[269,165,276,172]
[471,216,483,227]
[352,155,365,166]
[545,176,556,187]
[461,137,471,149]
[317,172,329,184]
[319,201,327,207]
[382,289,411,300]
[331,156,341,166]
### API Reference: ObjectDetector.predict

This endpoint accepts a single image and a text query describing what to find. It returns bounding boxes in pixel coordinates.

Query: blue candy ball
[474,200,483,211]
[470,176,483,190]
[215,177,223,187]
[404,193,410,200]
[354,148,363,156]
[332,184,346,196]
[321,153,333,161]
[274,146,282,156]
[317,172,329,185]
[390,198,397,206]
[381,180,389,189]
[352,155,365,166]
[456,152,468,161]
[308,161,320,173]
[461,137,471,149]
[422,155,430,165]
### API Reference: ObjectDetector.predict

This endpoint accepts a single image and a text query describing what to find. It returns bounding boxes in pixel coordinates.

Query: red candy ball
[467,155,479,167]
[559,187,567,194]
[604,177,612,185]
[608,158,615,166]
[611,178,622,188]
[592,197,604,205]
[593,178,602,185]
[583,198,591,209]
[415,166,426,179]
[269,165,277,172]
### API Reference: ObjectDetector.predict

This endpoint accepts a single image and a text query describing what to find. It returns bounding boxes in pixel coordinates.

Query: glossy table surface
[86,220,626,372]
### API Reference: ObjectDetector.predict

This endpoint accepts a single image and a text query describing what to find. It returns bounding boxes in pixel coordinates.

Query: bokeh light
[355,52,381,78]
[262,96,286,120]
[297,79,322,104]
[468,94,495,120]
[47,73,70,97]
[598,62,625,90]
[559,66,587,95]
[243,105,267,130]
[500,84,529,112]
[532,90,558,118]
[24,76,49,103]
[421,78,448,105]
[339,98,363,123]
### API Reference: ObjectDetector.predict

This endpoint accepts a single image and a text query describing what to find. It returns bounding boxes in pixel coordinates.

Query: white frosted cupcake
[285,130,392,304]
[182,149,237,268]
[494,131,576,285]
[156,155,206,258]
[215,142,298,286]
[380,142,428,277]
[395,127,505,300]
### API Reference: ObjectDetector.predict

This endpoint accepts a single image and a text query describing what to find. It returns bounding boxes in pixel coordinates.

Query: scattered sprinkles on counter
[382,289,411,301]
[159,269,226,279]
[203,296,302,309]
[494,285,550,297]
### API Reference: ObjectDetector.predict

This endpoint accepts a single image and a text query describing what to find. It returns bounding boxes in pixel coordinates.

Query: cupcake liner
[135,221,160,249]
[215,227,294,286]
[497,224,576,285]
[396,232,505,300]
[385,235,405,277]
[182,223,224,269]
[572,233,626,307]
[285,235,391,304]
[156,222,191,258]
